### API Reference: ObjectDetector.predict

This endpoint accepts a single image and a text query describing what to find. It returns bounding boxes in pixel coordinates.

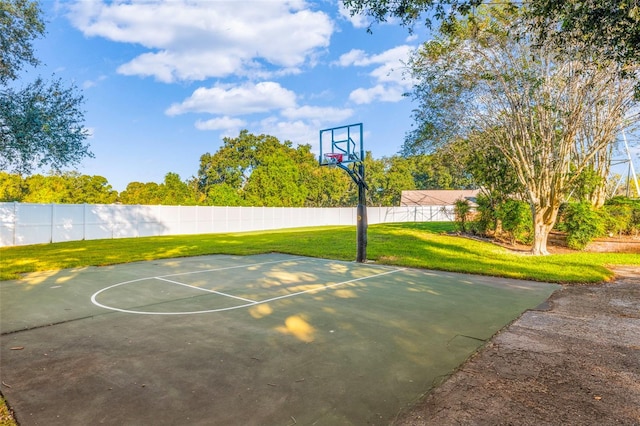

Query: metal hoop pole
[356,162,367,263]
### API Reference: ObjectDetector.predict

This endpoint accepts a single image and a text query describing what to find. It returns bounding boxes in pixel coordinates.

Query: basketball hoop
[319,123,367,263]
[324,152,344,167]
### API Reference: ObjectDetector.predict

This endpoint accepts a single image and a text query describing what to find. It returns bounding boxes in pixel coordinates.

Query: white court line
[91,256,306,306]
[155,277,257,303]
[258,268,404,305]
[91,258,406,315]
[155,257,309,279]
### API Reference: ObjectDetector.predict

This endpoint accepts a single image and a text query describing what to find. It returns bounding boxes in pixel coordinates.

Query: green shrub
[563,202,606,250]
[471,194,496,236]
[632,209,640,236]
[496,199,533,244]
[603,203,631,236]
[604,196,640,236]
[454,198,473,233]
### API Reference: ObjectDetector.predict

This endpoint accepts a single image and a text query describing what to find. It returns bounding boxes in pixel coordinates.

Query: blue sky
[28,0,431,191]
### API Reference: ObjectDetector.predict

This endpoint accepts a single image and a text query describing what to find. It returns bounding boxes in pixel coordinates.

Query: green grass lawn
[1,222,638,283]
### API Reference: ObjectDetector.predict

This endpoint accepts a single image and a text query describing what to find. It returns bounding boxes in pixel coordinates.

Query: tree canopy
[197,130,352,207]
[528,0,640,76]
[0,171,117,203]
[0,0,44,84]
[342,0,640,76]
[0,0,91,174]
[342,0,482,30]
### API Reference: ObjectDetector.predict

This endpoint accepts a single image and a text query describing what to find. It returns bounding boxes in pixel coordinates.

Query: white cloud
[82,75,107,89]
[168,82,353,141]
[259,117,318,147]
[67,0,334,82]
[257,105,355,150]
[337,1,369,28]
[166,82,297,116]
[336,49,369,67]
[338,45,415,104]
[339,45,413,77]
[281,106,354,122]
[117,50,245,82]
[349,84,405,104]
[195,117,247,131]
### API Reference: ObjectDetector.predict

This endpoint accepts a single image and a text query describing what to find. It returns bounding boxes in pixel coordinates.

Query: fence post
[13,202,17,246]
[50,203,54,243]
[83,204,87,240]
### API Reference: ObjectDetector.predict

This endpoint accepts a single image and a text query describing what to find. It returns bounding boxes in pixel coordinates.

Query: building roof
[400,190,481,206]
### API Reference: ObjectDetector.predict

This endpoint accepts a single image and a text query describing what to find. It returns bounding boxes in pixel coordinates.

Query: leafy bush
[454,198,472,233]
[604,196,640,236]
[470,194,496,236]
[632,209,640,237]
[603,203,631,236]
[496,199,532,244]
[562,202,606,250]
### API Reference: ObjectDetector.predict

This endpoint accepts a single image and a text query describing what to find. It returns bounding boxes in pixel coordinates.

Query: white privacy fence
[0,203,454,247]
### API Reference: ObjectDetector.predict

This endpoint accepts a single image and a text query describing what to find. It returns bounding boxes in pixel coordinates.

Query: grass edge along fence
[1,222,638,284]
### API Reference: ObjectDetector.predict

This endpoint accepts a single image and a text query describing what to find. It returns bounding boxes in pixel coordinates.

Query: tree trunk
[587,183,608,209]
[531,221,552,255]
[586,150,611,208]
[531,204,560,255]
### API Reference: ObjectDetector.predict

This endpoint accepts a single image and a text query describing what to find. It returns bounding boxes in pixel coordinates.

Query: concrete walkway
[396,267,640,425]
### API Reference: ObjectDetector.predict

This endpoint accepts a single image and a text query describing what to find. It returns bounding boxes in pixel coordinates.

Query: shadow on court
[0,253,560,425]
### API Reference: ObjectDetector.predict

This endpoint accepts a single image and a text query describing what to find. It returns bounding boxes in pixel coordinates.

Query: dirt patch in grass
[489,232,640,255]
[395,266,640,425]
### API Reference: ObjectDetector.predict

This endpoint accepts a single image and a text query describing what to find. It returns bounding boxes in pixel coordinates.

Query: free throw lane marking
[91,258,405,315]
[155,277,258,303]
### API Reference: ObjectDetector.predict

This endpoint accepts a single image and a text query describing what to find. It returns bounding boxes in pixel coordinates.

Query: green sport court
[0,253,559,425]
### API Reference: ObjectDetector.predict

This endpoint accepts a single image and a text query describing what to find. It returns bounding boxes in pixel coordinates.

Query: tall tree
[406,6,638,254]
[198,130,311,207]
[158,172,196,206]
[22,173,67,203]
[365,154,417,206]
[119,182,163,205]
[0,171,25,201]
[64,172,117,204]
[342,0,640,76]
[16,172,117,203]
[1,0,91,174]
[527,0,640,78]
[304,165,352,207]
[292,143,352,207]
[0,0,44,84]
[244,152,306,207]
[342,0,482,31]
[402,153,474,190]
[197,130,262,202]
